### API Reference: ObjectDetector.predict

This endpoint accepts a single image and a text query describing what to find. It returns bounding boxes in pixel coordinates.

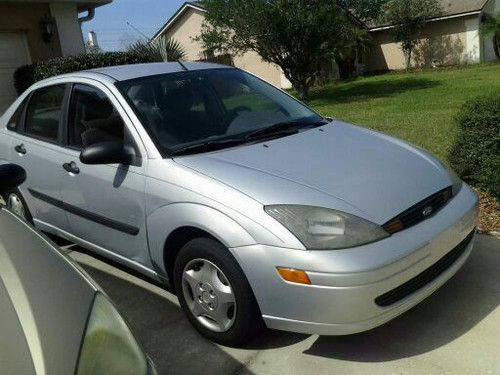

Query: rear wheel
[173,238,262,346]
[0,189,33,223]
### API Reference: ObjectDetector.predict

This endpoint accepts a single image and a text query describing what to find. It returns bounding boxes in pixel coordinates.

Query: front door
[59,82,150,267]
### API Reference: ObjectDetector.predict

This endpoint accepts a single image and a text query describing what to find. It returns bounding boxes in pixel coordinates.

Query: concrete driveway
[67,234,499,375]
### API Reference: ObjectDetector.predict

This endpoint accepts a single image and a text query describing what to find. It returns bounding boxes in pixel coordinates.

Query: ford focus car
[0,164,155,374]
[0,62,479,346]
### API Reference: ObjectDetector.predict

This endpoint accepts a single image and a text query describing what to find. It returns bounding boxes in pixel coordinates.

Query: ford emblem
[422,206,434,217]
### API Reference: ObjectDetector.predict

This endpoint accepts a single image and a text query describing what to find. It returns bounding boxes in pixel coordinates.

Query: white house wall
[465,17,481,63]
[49,2,85,56]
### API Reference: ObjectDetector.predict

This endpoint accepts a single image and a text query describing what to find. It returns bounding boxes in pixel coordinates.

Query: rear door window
[24,85,66,142]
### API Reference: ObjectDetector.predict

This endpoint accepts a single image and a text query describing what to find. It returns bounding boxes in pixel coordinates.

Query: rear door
[58,81,150,267]
[9,84,70,230]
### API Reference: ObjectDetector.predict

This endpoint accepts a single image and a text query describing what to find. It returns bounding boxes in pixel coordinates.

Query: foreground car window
[118,69,322,155]
[25,85,65,142]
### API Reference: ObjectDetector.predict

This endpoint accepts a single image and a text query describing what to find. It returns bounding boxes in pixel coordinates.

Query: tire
[0,188,33,224]
[173,237,263,346]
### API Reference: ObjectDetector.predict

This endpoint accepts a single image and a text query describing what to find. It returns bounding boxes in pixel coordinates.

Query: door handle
[63,161,80,175]
[14,144,26,155]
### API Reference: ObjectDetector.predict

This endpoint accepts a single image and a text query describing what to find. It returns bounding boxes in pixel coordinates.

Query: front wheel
[173,238,262,346]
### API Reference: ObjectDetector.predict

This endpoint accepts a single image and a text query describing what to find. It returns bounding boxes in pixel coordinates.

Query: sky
[81,0,187,51]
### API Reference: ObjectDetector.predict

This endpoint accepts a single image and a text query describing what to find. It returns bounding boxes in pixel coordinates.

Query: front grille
[383,187,453,234]
[375,230,475,307]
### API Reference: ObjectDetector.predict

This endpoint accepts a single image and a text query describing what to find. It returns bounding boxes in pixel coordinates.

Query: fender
[146,202,257,274]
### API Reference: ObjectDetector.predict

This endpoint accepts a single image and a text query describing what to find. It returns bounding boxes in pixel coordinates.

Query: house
[153,1,292,90]
[0,0,112,112]
[365,0,500,71]
[154,0,499,88]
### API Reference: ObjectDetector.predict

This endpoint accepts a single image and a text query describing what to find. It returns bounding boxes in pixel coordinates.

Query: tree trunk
[297,86,309,101]
[293,81,310,101]
[405,49,412,70]
[494,34,500,60]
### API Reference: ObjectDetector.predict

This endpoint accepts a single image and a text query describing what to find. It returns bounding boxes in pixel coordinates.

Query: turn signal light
[383,218,404,234]
[276,267,311,285]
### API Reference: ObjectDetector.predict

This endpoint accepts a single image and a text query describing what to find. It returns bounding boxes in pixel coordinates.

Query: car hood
[174,121,452,224]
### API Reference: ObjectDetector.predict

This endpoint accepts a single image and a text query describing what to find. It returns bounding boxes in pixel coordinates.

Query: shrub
[13,51,158,95]
[13,64,35,95]
[449,94,500,199]
[127,37,186,62]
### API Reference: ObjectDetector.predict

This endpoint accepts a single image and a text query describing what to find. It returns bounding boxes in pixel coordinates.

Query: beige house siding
[0,2,63,62]
[161,7,206,61]
[365,16,479,71]
[158,7,289,88]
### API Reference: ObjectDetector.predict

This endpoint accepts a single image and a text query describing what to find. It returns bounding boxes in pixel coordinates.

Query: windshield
[117,68,323,156]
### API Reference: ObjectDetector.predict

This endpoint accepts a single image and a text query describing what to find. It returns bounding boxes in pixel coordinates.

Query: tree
[197,0,385,100]
[127,37,186,62]
[480,13,500,59]
[383,0,441,69]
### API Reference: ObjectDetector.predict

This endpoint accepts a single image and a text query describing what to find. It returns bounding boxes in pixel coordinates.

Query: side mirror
[0,164,26,193]
[79,142,135,166]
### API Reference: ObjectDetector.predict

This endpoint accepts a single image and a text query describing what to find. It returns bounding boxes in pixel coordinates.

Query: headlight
[265,205,389,250]
[77,293,153,375]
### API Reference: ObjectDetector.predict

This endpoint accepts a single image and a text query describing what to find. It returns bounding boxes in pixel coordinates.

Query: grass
[304,62,500,163]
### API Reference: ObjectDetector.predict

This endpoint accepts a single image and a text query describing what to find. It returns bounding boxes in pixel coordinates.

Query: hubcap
[182,259,236,333]
[7,193,27,220]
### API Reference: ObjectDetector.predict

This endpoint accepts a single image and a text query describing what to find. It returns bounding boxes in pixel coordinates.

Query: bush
[13,64,35,95]
[127,37,186,62]
[14,51,158,95]
[449,94,500,199]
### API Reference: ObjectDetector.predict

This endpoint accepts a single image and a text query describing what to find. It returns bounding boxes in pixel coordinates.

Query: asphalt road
[68,234,500,375]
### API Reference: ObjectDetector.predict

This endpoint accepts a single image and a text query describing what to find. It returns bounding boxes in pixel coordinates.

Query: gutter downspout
[78,7,95,24]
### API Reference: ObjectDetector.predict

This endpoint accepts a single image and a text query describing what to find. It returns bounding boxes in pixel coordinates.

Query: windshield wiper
[168,138,247,157]
[244,120,327,142]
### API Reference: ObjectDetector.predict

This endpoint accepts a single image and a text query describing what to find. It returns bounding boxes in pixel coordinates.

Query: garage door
[0,33,31,114]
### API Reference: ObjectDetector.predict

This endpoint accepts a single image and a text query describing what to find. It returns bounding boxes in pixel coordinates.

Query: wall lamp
[40,15,56,43]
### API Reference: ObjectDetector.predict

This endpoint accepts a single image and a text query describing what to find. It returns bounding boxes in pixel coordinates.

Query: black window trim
[16,83,71,146]
[6,96,29,133]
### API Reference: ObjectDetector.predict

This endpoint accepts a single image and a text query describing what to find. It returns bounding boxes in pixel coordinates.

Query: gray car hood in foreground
[0,210,96,375]
[175,121,452,224]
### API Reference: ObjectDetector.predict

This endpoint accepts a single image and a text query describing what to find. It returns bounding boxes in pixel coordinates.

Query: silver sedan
[0,62,479,346]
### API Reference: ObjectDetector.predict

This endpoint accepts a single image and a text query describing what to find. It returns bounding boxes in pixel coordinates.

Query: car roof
[89,61,232,82]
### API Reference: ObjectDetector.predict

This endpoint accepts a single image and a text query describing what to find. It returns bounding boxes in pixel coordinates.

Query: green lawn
[305,63,500,163]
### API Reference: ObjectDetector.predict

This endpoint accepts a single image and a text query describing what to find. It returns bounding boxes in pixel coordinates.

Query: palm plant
[127,37,187,62]
[480,13,500,59]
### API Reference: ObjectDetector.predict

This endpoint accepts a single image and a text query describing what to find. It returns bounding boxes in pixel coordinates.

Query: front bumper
[230,184,479,335]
